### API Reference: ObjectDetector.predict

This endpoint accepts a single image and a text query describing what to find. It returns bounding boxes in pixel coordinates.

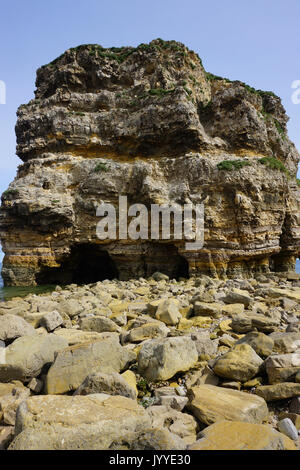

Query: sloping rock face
[1,39,300,286]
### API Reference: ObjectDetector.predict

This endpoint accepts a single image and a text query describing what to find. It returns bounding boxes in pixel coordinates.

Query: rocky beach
[0,271,299,449]
[0,39,300,450]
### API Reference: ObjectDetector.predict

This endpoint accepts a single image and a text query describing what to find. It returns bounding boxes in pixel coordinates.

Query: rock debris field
[0,271,300,450]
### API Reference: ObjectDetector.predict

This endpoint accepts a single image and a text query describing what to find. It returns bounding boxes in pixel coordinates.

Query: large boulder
[213,344,263,382]
[53,328,114,345]
[187,385,268,425]
[189,421,296,450]
[74,372,137,399]
[79,316,120,333]
[9,395,152,450]
[255,383,300,401]
[0,334,68,382]
[0,314,36,343]
[235,331,274,357]
[265,353,300,384]
[222,289,252,307]
[122,322,169,343]
[137,336,198,382]
[269,332,300,353]
[46,338,136,394]
[147,405,197,445]
[155,299,182,325]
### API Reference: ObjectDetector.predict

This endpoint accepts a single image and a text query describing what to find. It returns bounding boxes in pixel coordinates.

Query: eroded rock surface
[1,39,299,286]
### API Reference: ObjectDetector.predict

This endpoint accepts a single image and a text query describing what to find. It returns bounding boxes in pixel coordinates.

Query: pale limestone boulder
[40,310,64,332]
[138,336,198,382]
[0,426,14,450]
[189,421,296,450]
[123,322,169,343]
[222,289,252,307]
[155,395,188,411]
[231,313,279,333]
[129,428,187,450]
[213,344,263,382]
[269,332,300,353]
[187,385,268,425]
[57,299,83,318]
[53,328,115,345]
[74,372,137,399]
[9,395,152,450]
[155,299,182,326]
[193,302,222,318]
[46,338,136,394]
[221,303,244,317]
[277,418,298,441]
[255,383,300,401]
[121,370,138,396]
[190,331,219,358]
[147,405,197,445]
[235,331,274,357]
[0,334,68,382]
[0,386,30,425]
[79,315,121,333]
[265,353,300,384]
[0,314,36,342]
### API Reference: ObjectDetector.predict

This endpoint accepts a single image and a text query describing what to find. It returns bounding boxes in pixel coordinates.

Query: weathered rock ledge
[0,39,299,286]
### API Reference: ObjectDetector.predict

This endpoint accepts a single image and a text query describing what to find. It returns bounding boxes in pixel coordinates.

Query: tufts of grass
[273,119,286,140]
[94,162,109,173]
[2,189,19,199]
[217,160,252,171]
[148,88,175,97]
[259,156,288,173]
[206,73,279,100]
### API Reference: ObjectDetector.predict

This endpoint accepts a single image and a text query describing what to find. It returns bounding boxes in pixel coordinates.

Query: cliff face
[1,39,300,286]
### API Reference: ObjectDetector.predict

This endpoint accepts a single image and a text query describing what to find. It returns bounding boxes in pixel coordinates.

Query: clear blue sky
[0,0,299,260]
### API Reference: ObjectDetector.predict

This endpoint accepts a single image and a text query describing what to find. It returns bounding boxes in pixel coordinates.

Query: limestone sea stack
[1,39,300,286]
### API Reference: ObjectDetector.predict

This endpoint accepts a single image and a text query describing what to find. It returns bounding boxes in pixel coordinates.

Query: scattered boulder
[213,344,263,382]
[269,332,300,353]
[40,311,64,332]
[122,322,169,343]
[265,353,300,384]
[222,289,252,307]
[138,336,198,382]
[193,302,222,318]
[155,299,182,326]
[0,315,36,343]
[46,338,136,394]
[187,385,268,425]
[0,334,68,382]
[235,331,274,357]
[289,396,300,414]
[9,395,152,450]
[190,331,219,358]
[74,372,137,399]
[277,418,298,441]
[255,383,300,401]
[147,405,197,445]
[79,316,121,333]
[189,421,296,450]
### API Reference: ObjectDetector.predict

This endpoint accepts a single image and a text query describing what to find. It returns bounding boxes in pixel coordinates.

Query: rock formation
[1,39,300,286]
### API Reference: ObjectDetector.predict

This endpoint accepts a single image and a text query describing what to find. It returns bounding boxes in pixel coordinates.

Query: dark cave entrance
[141,243,190,280]
[175,254,190,279]
[36,244,119,285]
[67,244,119,284]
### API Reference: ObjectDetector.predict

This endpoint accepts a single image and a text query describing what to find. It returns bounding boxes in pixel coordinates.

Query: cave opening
[36,244,119,285]
[68,244,119,284]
